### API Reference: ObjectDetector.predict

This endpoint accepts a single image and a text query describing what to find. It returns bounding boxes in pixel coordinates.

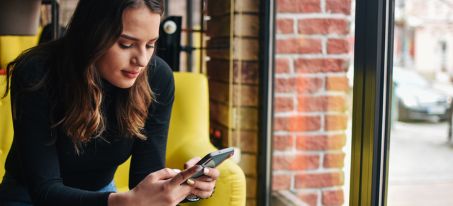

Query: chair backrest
[0,33,41,69]
[0,35,39,178]
[166,72,211,159]
[0,75,14,178]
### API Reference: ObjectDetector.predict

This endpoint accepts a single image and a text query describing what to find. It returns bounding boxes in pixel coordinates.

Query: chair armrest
[167,141,246,206]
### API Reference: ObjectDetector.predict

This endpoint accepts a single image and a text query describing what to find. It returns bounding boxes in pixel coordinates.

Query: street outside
[388,121,453,206]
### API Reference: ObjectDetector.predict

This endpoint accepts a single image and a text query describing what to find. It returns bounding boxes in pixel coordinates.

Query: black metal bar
[185,0,193,72]
[381,0,395,204]
[257,0,275,206]
[164,0,169,17]
[199,0,205,73]
[51,0,59,40]
[349,0,394,204]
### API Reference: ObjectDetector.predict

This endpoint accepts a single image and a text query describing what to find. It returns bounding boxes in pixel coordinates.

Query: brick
[207,16,231,37]
[326,75,350,91]
[273,154,320,170]
[237,131,258,153]
[298,96,324,112]
[295,172,344,188]
[275,77,295,93]
[295,77,323,94]
[235,0,260,13]
[296,134,346,151]
[235,15,260,37]
[233,38,259,61]
[207,38,230,60]
[206,15,259,37]
[325,114,348,131]
[324,152,345,168]
[233,107,258,130]
[326,96,347,111]
[322,189,344,206]
[246,177,257,198]
[276,77,324,94]
[246,199,256,206]
[275,58,290,74]
[233,85,259,106]
[273,135,294,151]
[276,38,322,54]
[272,174,292,190]
[207,0,259,17]
[275,96,294,113]
[207,60,259,85]
[326,0,352,14]
[327,38,350,54]
[239,154,257,177]
[294,58,348,73]
[233,61,259,84]
[296,192,318,206]
[210,101,230,127]
[276,18,294,34]
[207,59,230,82]
[209,81,229,103]
[298,19,349,35]
[274,115,321,132]
[206,38,261,61]
[277,0,321,13]
[297,95,346,112]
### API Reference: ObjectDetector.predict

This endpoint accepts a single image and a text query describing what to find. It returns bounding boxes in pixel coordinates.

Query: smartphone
[190,147,234,178]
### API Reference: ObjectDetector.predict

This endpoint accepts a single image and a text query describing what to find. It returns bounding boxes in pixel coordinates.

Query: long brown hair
[4,0,164,149]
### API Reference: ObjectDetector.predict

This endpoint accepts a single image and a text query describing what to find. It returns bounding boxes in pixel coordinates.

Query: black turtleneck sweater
[0,56,174,206]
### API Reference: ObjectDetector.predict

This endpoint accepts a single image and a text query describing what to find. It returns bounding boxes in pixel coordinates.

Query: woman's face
[96,6,160,88]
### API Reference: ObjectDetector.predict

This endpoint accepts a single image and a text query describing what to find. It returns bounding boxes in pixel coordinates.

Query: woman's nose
[132,50,148,67]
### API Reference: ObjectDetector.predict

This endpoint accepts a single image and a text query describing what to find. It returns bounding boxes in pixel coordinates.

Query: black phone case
[191,147,234,178]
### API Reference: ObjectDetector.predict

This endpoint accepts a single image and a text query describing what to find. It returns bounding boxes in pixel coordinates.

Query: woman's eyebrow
[120,34,159,42]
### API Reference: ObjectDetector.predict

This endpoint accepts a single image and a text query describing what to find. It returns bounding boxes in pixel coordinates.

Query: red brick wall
[273,0,352,205]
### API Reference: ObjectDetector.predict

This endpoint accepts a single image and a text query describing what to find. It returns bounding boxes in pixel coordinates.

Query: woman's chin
[112,80,137,89]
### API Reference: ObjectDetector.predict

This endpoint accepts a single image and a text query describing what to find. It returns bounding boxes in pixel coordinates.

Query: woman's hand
[184,157,220,199]
[108,165,202,206]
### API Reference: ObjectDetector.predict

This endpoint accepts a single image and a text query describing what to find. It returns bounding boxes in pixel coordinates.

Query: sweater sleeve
[128,56,175,188]
[11,60,111,206]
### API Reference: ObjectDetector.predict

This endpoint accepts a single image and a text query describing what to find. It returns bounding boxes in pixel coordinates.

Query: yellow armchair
[114,72,246,205]
[0,36,247,204]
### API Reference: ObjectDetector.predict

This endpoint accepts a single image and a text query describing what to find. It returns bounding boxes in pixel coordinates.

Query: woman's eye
[146,44,155,49]
[119,43,133,49]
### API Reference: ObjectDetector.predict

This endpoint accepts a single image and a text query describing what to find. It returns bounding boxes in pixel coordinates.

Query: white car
[393,67,450,122]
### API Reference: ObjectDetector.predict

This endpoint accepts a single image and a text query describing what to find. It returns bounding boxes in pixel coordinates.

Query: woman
[0,0,218,205]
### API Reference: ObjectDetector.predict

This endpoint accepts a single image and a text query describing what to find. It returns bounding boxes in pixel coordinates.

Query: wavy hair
[4,0,164,150]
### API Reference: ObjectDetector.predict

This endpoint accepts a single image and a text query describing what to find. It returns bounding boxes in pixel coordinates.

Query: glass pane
[388,0,453,205]
[272,0,356,205]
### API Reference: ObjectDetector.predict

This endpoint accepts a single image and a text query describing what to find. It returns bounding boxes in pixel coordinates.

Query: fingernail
[172,169,181,173]
[186,178,195,185]
[203,167,209,175]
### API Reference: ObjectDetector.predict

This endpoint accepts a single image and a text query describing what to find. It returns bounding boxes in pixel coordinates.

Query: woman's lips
[121,70,140,79]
